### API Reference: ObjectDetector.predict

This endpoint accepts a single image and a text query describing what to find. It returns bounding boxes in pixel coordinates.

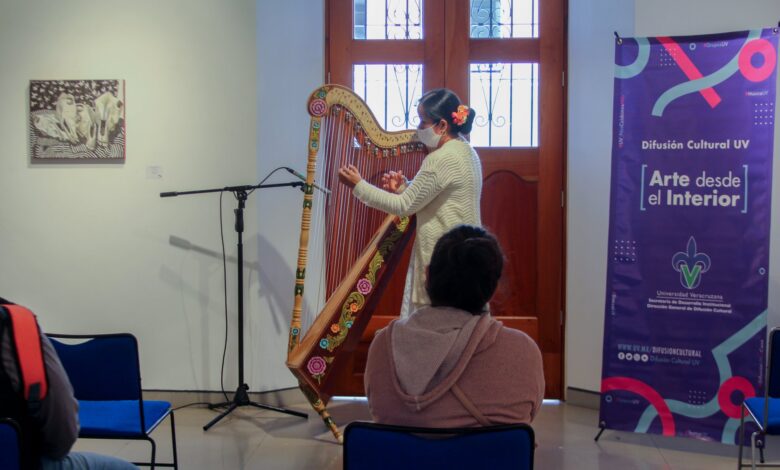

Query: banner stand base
[594,422,606,442]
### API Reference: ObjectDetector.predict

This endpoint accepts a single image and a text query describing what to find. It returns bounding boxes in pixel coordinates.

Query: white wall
[566,0,780,392]
[0,0,261,391]
[250,0,325,392]
[565,0,635,393]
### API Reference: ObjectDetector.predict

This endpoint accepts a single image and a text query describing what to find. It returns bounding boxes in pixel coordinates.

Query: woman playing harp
[338,88,483,317]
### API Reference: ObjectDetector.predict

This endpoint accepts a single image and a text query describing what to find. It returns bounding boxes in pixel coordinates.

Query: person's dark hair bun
[453,107,477,135]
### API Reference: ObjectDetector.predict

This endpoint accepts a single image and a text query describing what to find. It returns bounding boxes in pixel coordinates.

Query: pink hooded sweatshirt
[364,306,544,428]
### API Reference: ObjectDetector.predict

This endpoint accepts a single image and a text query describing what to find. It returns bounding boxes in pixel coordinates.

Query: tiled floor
[72,398,760,469]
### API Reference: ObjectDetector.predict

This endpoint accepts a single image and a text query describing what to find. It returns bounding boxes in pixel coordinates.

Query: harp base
[202,383,308,431]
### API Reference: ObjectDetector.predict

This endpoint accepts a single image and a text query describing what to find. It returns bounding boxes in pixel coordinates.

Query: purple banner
[599,29,778,443]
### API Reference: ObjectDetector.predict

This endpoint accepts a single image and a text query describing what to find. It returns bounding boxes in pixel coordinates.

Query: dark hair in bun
[419,88,477,135]
[425,225,504,314]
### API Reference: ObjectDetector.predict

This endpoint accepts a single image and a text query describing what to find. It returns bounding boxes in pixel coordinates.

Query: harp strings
[298,105,426,337]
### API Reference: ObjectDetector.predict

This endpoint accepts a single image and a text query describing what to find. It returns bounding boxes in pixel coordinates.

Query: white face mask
[416,125,442,149]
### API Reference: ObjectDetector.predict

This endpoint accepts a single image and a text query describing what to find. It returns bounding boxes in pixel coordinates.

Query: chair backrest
[767,328,780,399]
[48,334,141,401]
[0,418,21,470]
[343,421,535,470]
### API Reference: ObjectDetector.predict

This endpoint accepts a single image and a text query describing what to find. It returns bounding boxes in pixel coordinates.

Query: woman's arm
[353,157,447,216]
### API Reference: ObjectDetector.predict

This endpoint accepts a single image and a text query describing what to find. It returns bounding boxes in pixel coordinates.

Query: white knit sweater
[353,138,483,316]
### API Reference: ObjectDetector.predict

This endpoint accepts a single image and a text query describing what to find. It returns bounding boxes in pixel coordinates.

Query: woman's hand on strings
[338,164,363,188]
[381,170,405,193]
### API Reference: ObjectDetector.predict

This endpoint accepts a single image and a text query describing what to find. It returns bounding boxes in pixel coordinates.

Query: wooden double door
[325,0,565,398]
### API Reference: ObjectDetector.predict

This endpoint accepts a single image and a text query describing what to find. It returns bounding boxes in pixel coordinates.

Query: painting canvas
[29,79,125,161]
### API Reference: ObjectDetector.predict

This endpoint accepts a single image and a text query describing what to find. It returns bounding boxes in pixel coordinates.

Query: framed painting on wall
[29,79,125,162]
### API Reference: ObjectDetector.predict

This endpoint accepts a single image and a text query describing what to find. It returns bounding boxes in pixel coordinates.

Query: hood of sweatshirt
[387,306,502,412]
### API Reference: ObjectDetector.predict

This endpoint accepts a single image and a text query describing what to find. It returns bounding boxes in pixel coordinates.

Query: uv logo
[672,237,711,289]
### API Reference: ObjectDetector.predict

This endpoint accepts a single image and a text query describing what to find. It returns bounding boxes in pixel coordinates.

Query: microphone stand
[161,181,309,431]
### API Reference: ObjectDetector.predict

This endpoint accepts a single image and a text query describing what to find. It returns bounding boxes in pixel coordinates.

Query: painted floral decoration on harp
[452,105,469,126]
[356,278,372,295]
[307,356,327,376]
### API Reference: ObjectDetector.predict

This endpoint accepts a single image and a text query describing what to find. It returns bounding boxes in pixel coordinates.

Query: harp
[286,85,428,442]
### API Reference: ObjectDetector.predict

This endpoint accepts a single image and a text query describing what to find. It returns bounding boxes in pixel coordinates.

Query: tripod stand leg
[300,383,343,444]
[247,401,308,418]
[203,403,239,431]
[594,423,606,441]
[204,383,308,430]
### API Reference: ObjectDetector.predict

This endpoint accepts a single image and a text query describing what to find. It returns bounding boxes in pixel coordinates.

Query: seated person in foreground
[364,225,545,428]
[0,296,138,470]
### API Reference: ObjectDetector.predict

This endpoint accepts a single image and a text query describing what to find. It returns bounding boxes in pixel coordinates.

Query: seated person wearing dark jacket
[0,297,137,470]
[364,225,545,428]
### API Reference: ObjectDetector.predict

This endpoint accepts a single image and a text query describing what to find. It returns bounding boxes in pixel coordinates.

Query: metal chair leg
[150,437,157,470]
[751,432,758,470]
[739,408,745,469]
[170,412,179,470]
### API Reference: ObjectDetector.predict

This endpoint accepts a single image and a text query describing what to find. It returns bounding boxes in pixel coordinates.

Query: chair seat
[744,397,780,434]
[78,400,172,437]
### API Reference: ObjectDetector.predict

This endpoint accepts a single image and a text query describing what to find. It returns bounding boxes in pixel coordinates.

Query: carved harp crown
[286,85,428,440]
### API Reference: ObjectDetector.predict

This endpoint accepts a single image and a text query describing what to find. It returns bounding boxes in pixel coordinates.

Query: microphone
[284,167,331,196]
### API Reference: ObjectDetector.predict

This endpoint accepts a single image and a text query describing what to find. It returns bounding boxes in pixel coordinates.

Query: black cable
[246,166,289,197]
[219,191,229,402]
[173,401,213,411]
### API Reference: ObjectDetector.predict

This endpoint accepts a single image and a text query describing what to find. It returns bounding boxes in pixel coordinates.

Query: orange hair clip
[451,105,469,126]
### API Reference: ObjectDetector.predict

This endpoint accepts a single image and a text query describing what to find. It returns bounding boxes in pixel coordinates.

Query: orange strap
[4,305,48,401]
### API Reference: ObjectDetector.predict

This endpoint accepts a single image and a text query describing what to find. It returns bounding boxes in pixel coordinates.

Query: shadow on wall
[250,233,314,337]
[157,232,315,388]
[165,233,312,335]
[158,234,265,389]
[168,235,261,271]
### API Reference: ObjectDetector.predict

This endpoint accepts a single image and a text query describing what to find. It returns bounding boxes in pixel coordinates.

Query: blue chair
[343,421,535,470]
[739,327,780,469]
[0,418,21,470]
[48,333,178,469]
